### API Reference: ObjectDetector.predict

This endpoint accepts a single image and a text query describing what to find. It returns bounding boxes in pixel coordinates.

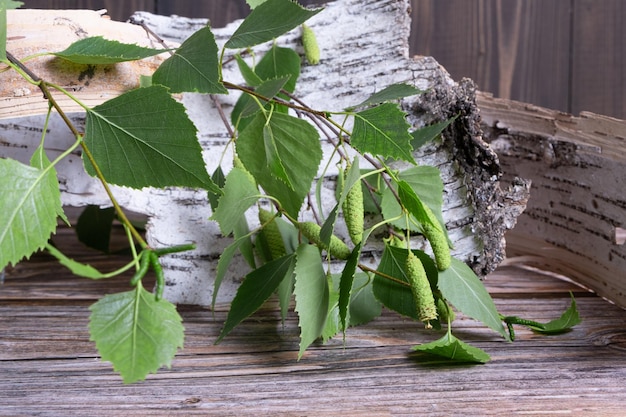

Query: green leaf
[83,85,218,192]
[234,54,263,87]
[246,0,267,8]
[338,244,361,332]
[46,244,109,279]
[254,45,301,94]
[412,117,455,149]
[30,145,68,225]
[89,283,184,383]
[232,76,290,128]
[236,112,321,218]
[294,244,329,358]
[207,166,226,210]
[52,36,167,64]
[76,205,115,253]
[234,216,256,269]
[347,273,382,326]
[152,26,226,94]
[321,158,360,247]
[225,0,322,49]
[0,158,61,269]
[438,258,509,340]
[373,246,438,321]
[396,180,441,231]
[1,0,24,61]
[514,293,581,335]
[217,254,295,343]
[210,167,259,236]
[412,332,490,364]
[351,103,414,163]
[537,294,581,333]
[321,286,340,343]
[380,166,444,232]
[212,231,253,309]
[349,83,420,110]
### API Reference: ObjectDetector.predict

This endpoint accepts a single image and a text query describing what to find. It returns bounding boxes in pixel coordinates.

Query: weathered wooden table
[1,224,625,416]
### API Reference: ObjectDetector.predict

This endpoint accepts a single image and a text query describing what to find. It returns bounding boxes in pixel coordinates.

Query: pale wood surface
[1,225,626,416]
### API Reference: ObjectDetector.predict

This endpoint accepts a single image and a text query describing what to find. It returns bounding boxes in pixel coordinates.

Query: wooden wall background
[21,0,626,119]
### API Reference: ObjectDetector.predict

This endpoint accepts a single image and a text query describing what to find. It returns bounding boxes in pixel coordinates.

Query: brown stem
[5,51,147,248]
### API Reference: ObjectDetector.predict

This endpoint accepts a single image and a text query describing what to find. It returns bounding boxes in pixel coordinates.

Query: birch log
[1,1,529,306]
[478,92,626,308]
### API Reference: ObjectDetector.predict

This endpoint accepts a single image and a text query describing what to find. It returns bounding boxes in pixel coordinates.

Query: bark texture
[479,92,626,308]
[1,1,529,305]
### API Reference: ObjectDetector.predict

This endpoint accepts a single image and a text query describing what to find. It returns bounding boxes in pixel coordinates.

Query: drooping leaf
[210,167,259,236]
[152,26,227,94]
[207,166,226,210]
[294,244,329,358]
[513,293,581,335]
[30,145,68,224]
[324,271,382,342]
[320,158,360,247]
[338,244,361,332]
[411,117,456,149]
[225,0,322,49]
[396,180,440,231]
[372,245,438,321]
[216,254,295,343]
[1,0,25,61]
[76,205,116,253]
[321,280,340,342]
[438,258,509,340]
[348,83,420,110]
[45,244,109,279]
[234,216,256,269]
[89,283,184,383]
[412,332,490,364]
[236,112,321,217]
[535,294,581,334]
[347,273,382,326]
[0,158,61,269]
[351,103,414,163]
[52,36,168,64]
[83,85,218,193]
[212,231,254,309]
[234,76,290,127]
[274,217,300,323]
[380,166,444,232]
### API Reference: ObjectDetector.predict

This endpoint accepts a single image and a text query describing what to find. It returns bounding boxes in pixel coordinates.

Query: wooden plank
[410,0,571,113]
[2,251,626,415]
[22,0,155,21]
[571,0,626,119]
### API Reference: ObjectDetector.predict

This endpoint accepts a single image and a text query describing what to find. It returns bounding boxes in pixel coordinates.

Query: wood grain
[410,0,572,113]
[1,227,626,416]
[571,0,626,119]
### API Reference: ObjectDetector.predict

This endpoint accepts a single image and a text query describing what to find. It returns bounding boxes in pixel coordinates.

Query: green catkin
[150,251,165,301]
[258,208,286,260]
[301,24,320,65]
[297,221,351,260]
[130,250,151,286]
[421,205,451,271]
[342,175,364,245]
[405,250,437,326]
